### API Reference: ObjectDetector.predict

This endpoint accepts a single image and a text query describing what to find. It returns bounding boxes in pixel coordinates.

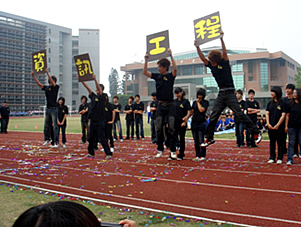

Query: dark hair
[12,201,101,227]
[208,50,222,63]
[183,91,186,97]
[49,76,57,84]
[81,96,88,102]
[236,89,243,96]
[113,95,119,100]
[99,84,105,91]
[151,92,157,97]
[128,96,134,101]
[248,89,255,95]
[286,84,295,90]
[135,94,140,99]
[3,100,7,103]
[270,86,282,104]
[196,88,206,99]
[58,97,65,105]
[157,58,171,71]
[174,87,183,94]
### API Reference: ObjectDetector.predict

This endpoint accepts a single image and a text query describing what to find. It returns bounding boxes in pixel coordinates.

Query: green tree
[294,67,301,88]
[108,68,119,97]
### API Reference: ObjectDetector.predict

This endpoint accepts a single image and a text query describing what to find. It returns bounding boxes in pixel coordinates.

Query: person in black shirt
[266,86,287,164]
[78,74,112,159]
[57,97,68,148]
[150,92,158,144]
[112,96,123,142]
[31,68,60,147]
[189,88,209,160]
[124,96,135,140]
[245,89,261,147]
[104,94,115,152]
[234,89,246,147]
[285,88,301,165]
[133,94,144,140]
[78,96,89,143]
[194,31,261,147]
[173,87,191,160]
[143,48,178,159]
[0,101,10,133]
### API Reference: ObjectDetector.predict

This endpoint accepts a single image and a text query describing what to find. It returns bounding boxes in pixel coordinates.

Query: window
[48,38,51,44]
[48,48,51,53]
[248,62,253,73]
[232,63,243,72]
[194,65,204,75]
[49,28,51,34]
[248,76,254,81]
[182,66,192,75]
[260,62,269,91]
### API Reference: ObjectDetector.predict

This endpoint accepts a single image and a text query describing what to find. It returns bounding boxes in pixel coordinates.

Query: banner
[194,12,222,46]
[146,30,170,62]
[74,53,94,82]
[32,49,47,74]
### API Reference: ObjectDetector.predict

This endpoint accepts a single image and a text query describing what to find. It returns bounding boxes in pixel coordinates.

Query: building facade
[0,11,99,112]
[121,48,300,109]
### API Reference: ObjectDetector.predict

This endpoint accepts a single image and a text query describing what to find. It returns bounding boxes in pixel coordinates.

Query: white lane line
[1,176,301,226]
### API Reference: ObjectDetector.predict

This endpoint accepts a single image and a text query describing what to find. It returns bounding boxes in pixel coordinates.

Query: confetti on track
[1,131,301,226]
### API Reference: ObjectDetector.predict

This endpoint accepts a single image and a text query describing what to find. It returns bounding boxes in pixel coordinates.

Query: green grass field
[7,114,269,140]
[0,183,228,227]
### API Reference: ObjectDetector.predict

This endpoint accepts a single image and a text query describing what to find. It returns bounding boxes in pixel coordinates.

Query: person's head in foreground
[13,201,137,227]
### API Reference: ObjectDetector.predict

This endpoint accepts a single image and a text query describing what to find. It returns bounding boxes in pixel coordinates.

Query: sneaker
[43,140,51,146]
[193,157,200,161]
[170,152,177,159]
[155,151,163,158]
[254,132,262,144]
[105,155,113,160]
[49,143,59,148]
[276,160,282,164]
[62,144,68,148]
[236,145,241,147]
[100,148,104,151]
[177,157,184,161]
[168,156,176,161]
[120,139,123,142]
[267,159,275,164]
[79,141,86,144]
[142,138,145,140]
[199,157,206,161]
[286,160,293,165]
[85,154,95,158]
[201,139,215,147]
[110,147,115,152]
[293,154,298,158]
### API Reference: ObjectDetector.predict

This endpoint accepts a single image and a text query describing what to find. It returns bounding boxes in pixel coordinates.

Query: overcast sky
[2,0,301,90]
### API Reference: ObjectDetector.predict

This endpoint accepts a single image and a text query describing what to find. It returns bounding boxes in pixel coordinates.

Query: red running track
[0,131,301,226]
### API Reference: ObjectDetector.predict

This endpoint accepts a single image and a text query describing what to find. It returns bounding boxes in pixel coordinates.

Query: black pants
[151,119,157,143]
[81,121,89,143]
[156,102,176,152]
[268,128,285,161]
[57,125,67,144]
[1,118,8,133]
[126,119,134,139]
[106,123,114,148]
[246,117,257,146]
[88,120,112,156]
[206,91,259,140]
[174,120,187,157]
[192,123,207,157]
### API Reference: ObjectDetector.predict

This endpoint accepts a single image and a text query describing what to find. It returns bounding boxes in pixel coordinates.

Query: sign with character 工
[146,30,170,62]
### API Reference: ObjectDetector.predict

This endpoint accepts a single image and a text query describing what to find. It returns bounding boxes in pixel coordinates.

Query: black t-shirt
[105,102,114,122]
[113,103,121,121]
[124,104,134,121]
[234,100,246,123]
[134,101,144,119]
[205,59,234,89]
[246,99,260,122]
[58,105,68,126]
[174,98,191,121]
[150,100,158,120]
[42,85,59,108]
[88,92,106,121]
[266,100,287,129]
[79,103,89,123]
[0,106,10,119]
[287,101,301,129]
[151,72,175,102]
[191,100,209,129]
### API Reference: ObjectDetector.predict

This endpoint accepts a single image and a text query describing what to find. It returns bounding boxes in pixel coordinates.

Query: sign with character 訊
[74,53,94,82]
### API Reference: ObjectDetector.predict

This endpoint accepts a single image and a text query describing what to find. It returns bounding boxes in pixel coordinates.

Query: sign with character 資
[32,49,47,74]
[194,11,222,46]
[74,53,94,82]
[146,30,170,62]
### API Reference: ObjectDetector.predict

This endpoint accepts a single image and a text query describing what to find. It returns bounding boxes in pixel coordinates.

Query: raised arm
[92,74,102,93]
[46,68,56,87]
[78,75,92,95]
[168,49,177,77]
[31,71,44,89]
[194,41,209,65]
[143,53,152,78]
[220,31,229,61]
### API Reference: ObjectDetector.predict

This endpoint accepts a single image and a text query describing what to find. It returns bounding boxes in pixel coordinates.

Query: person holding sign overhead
[194,31,262,147]
[143,48,178,160]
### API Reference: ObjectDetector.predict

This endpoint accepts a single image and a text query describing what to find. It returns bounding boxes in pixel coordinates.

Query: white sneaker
[293,154,298,158]
[276,160,282,164]
[200,157,206,161]
[170,152,177,159]
[43,140,51,146]
[267,159,275,164]
[120,139,123,142]
[105,155,113,160]
[110,147,115,152]
[100,148,104,151]
[49,143,59,148]
[62,144,68,148]
[193,157,200,161]
[155,151,163,158]
[286,161,293,165]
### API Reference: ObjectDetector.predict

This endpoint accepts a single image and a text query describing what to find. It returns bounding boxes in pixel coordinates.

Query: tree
[108,68,119,97]
[119,74,130,95]
[294,67,301,88]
